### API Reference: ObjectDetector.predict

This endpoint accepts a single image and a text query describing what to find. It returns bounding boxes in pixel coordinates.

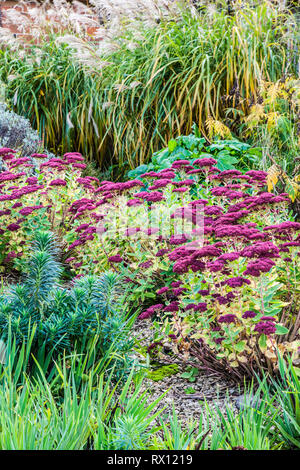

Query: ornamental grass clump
[0,1,297,169]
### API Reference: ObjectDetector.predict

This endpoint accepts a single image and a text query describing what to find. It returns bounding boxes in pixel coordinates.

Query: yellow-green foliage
[147,364,179,382]
[242,78,300,172]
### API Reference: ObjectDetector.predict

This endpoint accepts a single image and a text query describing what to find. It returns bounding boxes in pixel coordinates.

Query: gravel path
[132,319,241,425]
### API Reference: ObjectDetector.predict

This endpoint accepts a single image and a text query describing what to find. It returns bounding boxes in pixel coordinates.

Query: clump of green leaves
[0,346,166,450]
[260,355,300,449]
[181,366,199,383]
[128,129,261,178]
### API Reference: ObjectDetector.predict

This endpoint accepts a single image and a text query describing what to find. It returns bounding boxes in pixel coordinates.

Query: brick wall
[0,1,99,42]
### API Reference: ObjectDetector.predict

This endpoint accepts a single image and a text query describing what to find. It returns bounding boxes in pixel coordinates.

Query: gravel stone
[131,318,241,426]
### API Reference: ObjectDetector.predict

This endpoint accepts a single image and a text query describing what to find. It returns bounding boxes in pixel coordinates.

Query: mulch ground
[132,318,241,426]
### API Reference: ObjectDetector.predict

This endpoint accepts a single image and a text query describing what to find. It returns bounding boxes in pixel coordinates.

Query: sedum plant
[0,140,299,381]
[130,163,300,380]
[0,146,91,270]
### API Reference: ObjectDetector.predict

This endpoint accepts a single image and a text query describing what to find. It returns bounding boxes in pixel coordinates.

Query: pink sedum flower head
[254,321,276,335]
[242,311,257,319]
[0,147,16,155]
[49,179,67,187]
[218,314,237,324]
[108,255,123,263]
